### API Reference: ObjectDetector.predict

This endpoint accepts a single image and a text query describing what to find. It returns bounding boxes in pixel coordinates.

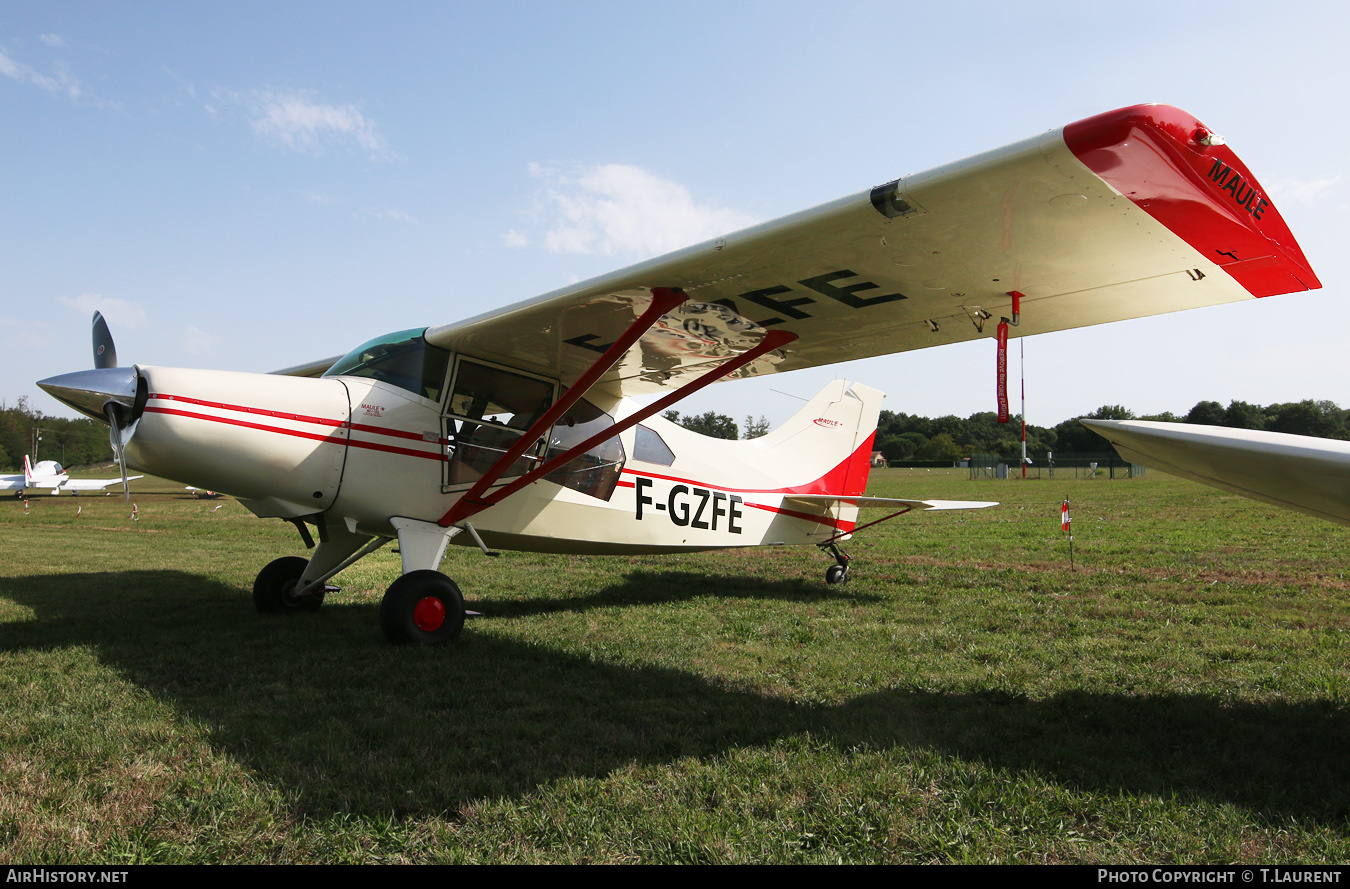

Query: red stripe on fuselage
[146,393,444,443]
[145,394,445,461]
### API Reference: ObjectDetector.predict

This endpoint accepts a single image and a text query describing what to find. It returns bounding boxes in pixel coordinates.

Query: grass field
[1,467,1348,863]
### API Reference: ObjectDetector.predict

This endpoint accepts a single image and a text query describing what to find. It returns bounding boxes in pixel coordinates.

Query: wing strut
[444,287,689,520]
[441,326,799,526]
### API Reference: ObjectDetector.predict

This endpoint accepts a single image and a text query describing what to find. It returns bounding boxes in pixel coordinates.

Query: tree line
[0,398,116,471]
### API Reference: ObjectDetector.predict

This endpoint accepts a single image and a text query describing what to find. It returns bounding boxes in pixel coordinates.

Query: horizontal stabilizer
[785,495,998,511]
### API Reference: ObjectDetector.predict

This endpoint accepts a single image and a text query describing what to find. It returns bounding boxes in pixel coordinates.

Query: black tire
[380,570,465,646]
[252,556,324,613]
[825,564,849,586]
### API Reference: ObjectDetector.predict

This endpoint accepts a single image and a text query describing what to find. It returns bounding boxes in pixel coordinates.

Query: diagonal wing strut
[440,311,797,527]
[443,286,690,522]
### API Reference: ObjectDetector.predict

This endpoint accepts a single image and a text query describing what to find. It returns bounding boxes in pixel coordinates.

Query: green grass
[1,467,1347,862]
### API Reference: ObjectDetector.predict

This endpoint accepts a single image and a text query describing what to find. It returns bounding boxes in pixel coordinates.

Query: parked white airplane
[37,104,1321,645]
[1084,421,1350,527]
[0,455,142,496]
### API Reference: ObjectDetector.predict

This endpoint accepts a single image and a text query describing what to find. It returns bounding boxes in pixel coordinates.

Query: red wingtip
[1064,104,1321,296]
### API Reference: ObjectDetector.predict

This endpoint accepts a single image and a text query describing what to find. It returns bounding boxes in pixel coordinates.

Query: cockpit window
[324,328,451,402]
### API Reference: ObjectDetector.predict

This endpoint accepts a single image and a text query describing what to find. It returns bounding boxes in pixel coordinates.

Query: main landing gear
[379,570,466,646]
[253,516,469,645]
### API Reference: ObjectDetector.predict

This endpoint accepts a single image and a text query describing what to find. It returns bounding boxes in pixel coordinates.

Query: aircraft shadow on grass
[469,569,886,619]
[1,568,1347,825]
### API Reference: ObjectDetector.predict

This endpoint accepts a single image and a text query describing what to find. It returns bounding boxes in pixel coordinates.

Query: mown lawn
[1,467,1346,862]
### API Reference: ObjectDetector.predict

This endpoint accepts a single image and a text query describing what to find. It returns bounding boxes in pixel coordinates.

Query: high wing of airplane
[0,455,142,496]
[37,104,1321,645]
[1084,420,1350,527]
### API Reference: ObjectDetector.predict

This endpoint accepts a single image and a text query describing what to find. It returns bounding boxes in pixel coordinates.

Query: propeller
[38,312,144,502]
[91,312,131,500]
[92,311,117,369]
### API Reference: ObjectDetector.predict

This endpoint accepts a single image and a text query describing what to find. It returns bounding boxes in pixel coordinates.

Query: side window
[447,361,554,427]
[544,400,626,501]
[444,360,555,488]
[634,424,675,466]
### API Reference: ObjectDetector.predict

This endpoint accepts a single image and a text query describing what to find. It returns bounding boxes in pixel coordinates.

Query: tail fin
[753,380,883,495]
[23,455,34,484]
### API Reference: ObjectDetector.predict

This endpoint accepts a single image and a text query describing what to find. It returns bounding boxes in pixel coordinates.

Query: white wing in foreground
[1084,420,1350,527]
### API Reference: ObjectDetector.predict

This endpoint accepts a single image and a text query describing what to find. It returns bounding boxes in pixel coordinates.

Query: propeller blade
[104,403,131,503]
[92,312,117,369]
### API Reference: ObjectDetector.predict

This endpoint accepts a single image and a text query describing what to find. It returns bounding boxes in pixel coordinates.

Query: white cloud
[247,89,393,160]
[38,34,66,48]
[372,208,417,223]
[502,229,529,247]
[59,294,147,330]
[1268,175,1344,204]
[0,48,84,100]
[524,162,759,257]
[183,326,221,355]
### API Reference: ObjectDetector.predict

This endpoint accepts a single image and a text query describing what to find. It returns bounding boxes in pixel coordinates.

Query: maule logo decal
[813,418,844,429]
[360,403,386,417]
[1206,159,1268,221]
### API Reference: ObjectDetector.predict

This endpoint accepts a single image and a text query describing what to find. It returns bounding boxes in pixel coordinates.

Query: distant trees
[663,410,739,440]
[742,415,771,439]
[0,398,113,471]
[1186,401,1227,425]
[878,408,1055,465]
[866,395,1350,468]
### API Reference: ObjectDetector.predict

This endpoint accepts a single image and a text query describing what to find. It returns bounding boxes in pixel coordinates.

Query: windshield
[324,328,451,401]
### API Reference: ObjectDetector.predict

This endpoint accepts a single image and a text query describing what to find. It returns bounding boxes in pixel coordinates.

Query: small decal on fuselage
[813,418,844,429]
[360,403,386,417]
[634,476,744,534]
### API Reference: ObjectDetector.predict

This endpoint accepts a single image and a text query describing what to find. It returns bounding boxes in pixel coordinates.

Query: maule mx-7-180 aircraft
[37,104,1320,645]
[0,454,142,497]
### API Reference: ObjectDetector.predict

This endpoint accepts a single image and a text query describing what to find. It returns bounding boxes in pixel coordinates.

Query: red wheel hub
[413,596,445,632]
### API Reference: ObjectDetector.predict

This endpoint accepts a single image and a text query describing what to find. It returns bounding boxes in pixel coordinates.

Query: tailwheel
[253,556,325,613]
[380,570,465,646]
[819,541,852,586]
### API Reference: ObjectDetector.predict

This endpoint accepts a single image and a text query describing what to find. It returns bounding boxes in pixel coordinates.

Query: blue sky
[3,2,1346,434]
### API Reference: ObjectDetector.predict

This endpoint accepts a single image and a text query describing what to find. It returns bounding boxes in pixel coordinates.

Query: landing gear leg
[254,516,382,614]
[820,541,851,586]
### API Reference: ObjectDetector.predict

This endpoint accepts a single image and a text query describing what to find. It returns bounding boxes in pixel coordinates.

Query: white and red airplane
[37,104,1320,645]
[0,454,142,497]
